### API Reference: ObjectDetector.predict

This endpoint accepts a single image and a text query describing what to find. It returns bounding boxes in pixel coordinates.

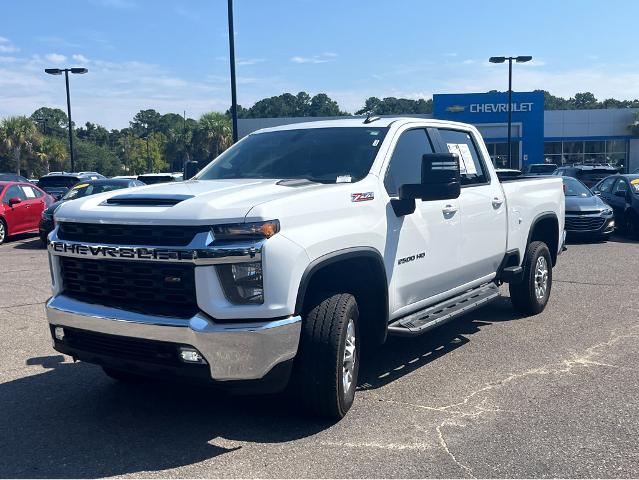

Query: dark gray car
[562,176,614,240]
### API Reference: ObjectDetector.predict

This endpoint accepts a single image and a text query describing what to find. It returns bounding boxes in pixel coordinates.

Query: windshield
[563,177,592,197]
[197,127,389,184]
[62,182,129,200]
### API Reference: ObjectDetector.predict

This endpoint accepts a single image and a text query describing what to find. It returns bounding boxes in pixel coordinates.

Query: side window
[612,179,629,194]
[20,185,37,199]
[597,177,616,193]
[3,185,26,204]
[438,129,489,186]
[384,128,433,196]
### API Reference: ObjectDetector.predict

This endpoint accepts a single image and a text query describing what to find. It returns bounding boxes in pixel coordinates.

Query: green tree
[37,136,69,174]
[355,96,432,115]
[76,122,110,147]
[0,116,41,175]
[570,92,600,109]
[129,109,162,137]
[308,93,343,116]
[197,112,232,161]
[30,107,69,138]
[74,140,122,176]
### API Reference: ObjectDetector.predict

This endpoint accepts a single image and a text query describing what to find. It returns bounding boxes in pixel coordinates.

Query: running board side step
[387,283,500,337]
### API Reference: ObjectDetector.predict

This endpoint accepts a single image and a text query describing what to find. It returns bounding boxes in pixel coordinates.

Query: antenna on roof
[363,110,380,124]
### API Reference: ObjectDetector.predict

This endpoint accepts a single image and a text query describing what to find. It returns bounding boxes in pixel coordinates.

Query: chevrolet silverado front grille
[59,257,198,318]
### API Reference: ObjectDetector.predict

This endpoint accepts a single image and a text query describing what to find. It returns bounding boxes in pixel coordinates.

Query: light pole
[44,67,88,173]
[227,0,238,143]
[488,56,532,169]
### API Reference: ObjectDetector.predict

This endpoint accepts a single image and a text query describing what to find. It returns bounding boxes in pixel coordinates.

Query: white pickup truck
[45,117,565,419]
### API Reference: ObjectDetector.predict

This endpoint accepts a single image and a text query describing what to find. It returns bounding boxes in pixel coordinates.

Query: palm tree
[198,112,232,160]
[0,116,41,175]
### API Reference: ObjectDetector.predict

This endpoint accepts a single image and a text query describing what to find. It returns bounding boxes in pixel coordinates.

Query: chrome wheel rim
[342,319,356,394]
[0,222,5,243]
[534,256,549,300]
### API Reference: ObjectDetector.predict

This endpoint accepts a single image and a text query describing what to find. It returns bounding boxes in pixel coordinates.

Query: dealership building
[238,90,639,173]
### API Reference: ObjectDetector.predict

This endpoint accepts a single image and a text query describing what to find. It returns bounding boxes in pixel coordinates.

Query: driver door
[384,127,463,319]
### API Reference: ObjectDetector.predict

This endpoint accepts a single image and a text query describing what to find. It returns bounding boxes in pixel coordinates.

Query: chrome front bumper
[46,295,301,381]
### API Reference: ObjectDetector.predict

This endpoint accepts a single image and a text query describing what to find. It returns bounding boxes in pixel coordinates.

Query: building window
[543,139,628,170]
[485,142,520,169]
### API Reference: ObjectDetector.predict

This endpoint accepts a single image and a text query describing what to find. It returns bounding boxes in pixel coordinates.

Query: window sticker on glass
[22,186,36,198]
[447,143,477,175]
[372,139,380,147]
[336,175,352,183]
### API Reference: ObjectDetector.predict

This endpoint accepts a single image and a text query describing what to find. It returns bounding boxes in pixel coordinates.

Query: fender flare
[294,247,389,344]
[526,212,560,263]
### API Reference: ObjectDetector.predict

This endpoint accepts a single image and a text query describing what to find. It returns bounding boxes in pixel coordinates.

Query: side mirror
[8,197,22,206]
[392,153,461,216]
[184,161,200,180]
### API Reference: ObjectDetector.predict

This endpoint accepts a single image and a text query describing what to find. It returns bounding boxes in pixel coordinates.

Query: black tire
[39,233,48,246]
[102,366,143,383]
[0,218,6,245]
[509,241,552,315]
[292,292,360,420]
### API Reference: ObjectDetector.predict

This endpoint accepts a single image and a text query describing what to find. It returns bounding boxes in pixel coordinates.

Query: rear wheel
[0,219,6,245]
[292,292,360,420]
[509,241,552,315]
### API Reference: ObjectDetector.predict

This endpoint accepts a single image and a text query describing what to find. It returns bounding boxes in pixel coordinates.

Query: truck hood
[54,178,321,225]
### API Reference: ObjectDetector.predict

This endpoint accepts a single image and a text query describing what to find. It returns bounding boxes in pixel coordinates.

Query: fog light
[610,220,615,226]
[179,347,205,363]
[54,327,65,341]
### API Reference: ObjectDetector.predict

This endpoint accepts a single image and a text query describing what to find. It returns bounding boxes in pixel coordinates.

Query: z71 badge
[351,192,374,202]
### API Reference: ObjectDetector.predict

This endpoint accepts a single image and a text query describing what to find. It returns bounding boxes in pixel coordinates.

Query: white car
[45,117,565,419]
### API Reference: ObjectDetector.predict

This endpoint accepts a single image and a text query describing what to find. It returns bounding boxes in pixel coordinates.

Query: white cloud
[237,58,266,66]
[72,54,90,63]
[0,37,19,53]
[291,53,338,64]
[45,53,67,63]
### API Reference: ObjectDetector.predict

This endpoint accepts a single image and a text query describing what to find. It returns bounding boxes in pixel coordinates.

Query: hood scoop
[276,178,317,187]
[104,193,194,206]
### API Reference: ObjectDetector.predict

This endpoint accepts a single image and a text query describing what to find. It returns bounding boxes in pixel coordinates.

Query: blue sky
[2,0,639,129]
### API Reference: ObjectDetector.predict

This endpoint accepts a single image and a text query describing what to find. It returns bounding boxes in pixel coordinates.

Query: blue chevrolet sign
[433,91,544,169]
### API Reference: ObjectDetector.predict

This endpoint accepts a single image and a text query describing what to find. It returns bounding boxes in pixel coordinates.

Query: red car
[0,181,52,245]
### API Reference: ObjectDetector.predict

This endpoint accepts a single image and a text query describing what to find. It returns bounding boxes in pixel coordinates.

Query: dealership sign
[433,91,545,169]
[469,102,533,113]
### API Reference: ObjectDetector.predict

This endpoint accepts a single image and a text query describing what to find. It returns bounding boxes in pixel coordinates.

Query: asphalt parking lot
[0,234,638,478]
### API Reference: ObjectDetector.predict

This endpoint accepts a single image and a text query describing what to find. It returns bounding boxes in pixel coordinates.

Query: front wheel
[509,241,552,315]
[292,292,360,420]
[0,219,6,245]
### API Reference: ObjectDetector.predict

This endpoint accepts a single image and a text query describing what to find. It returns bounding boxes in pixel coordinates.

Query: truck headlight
[212,220,279,240]
[217,262,263,304]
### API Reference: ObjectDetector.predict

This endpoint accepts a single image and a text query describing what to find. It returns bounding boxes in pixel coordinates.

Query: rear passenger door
[434,128,507,284]
[19,184,44,229]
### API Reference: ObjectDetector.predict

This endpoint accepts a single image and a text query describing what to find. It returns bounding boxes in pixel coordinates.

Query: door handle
[492,197,504,209]
[442,204,458,214]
